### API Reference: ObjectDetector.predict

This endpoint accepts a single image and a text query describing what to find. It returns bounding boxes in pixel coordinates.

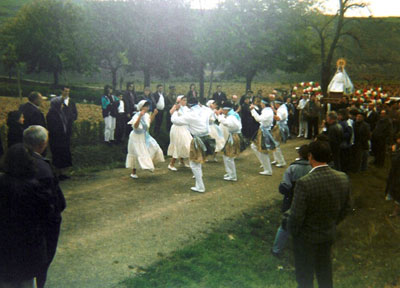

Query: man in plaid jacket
[288,140,351,288]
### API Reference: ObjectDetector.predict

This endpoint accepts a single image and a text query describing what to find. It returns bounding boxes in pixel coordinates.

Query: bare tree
[307,0,367,94]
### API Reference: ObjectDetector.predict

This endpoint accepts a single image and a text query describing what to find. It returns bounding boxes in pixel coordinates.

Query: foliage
[0,0,93,85]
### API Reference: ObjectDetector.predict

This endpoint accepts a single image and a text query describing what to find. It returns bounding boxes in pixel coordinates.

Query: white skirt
[209,123,225,152]
[126,131,165,171]
[167,124,192,159]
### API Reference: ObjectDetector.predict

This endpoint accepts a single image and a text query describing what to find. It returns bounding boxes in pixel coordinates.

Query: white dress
[126,113,165,171]
[204,107,225,152]
[167,106,192,158]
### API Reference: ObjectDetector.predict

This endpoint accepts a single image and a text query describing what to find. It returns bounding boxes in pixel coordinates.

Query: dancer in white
[171,97,215,193]
[126,100,165,178]
[167,95,192,171]
[272,99,287,167]
[216,102,243,181]
[250,97,276,176]
[205,100,225,162]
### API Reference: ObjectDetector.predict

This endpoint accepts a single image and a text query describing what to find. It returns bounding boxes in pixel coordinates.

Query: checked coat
[287,165,351,244]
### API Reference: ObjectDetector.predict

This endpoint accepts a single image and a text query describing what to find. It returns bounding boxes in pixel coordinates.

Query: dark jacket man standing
[288,140,351,288]
[19,91,47,129]
[212,85,227,108]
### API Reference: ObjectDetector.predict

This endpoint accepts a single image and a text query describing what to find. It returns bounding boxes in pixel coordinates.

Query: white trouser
[273,147,286,166]
[251,144,272,174]
[190,161,205,191]
[223,155,237,180]
[299,118,308,136]
[104,116,116,142]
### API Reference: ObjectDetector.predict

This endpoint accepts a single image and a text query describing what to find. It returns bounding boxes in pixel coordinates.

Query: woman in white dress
[167,95,192,171]
[126,100,165,178]
[205,100,225,162]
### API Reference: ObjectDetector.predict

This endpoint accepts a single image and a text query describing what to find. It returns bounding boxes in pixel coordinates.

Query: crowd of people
[1,81,400,287]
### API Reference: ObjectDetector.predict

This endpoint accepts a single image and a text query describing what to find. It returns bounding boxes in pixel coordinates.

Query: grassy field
[120,163,400,288]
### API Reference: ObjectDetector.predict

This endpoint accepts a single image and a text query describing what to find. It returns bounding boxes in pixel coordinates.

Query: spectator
[60,87,78,151]
[212,85,227,108]
[366,102,379,132]
[7,110,24,148]
[240,90,253,106]
[288,140,351,288]
[101,85,119,145]
[371,109,393,167]
[271,144,311,256]
[296,94,309,138]
[165,85,177,132]
[353,111,371,172]
[23,126,66,288]
[46,97,72,180]
[322,111,343,171]
[286,97,295,138]
[0,144,50,288]
[186,83,198,102]
[150,84,166,137]
[230,95,241,113]
[19,91,47,129]
[337,109,353,172]
[386,133,400,217]
[114,91,129,143]
[303,94,321,139]
[124,81,137,120]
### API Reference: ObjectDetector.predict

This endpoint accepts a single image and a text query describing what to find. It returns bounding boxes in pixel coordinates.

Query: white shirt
[63,97,69,106]
[217,113,242,133]
[118,100,125,113]
[298,98,308,110]
[277,104,288,125]
[171,105,210,136]
[156,93,165,110]
[309,164,329,174]
[251,107,274,129]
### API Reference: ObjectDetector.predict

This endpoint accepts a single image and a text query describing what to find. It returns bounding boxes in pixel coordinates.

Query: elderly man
[23,126,66,288]
[288,140,351,288]
[19,91,47,129]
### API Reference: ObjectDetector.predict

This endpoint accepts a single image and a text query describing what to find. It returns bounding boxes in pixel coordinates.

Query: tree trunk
[199,63,205,103]
[245,71,255,92]
[53,70,59,86]
[321,64,331,96]
[207,65,215,99]
[111,68,118,92]
[144,67,151,89]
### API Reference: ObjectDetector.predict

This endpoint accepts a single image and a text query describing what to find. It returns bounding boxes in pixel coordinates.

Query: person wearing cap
[19,91,47,129]
[126,100,164,179]
[205,100,225,161]
[272,99,288,167]
[271,144,311,257]
[171,97,215,193]
[216,102,243,181]
[101,85,119,144]
[250,97,276,176]
[167,95,192,171]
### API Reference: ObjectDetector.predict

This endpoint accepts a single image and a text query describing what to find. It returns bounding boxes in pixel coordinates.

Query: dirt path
[46,139,307,288]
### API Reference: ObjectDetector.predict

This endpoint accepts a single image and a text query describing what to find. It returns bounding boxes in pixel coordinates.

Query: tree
[1,0,93,85]
[306,0,367,94]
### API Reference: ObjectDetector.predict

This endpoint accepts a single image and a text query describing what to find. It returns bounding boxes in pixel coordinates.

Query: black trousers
[153,109,164,136]
[36,219,61,288]
[293,237,333,288]
[307,117,319,139]
[115,113,128,142]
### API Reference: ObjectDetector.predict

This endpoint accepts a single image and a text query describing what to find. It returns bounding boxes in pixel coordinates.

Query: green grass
[120,163,400,288]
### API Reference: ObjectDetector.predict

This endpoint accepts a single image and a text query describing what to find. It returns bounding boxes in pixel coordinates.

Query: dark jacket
[325,122,343,153]
[124,90,137,115]
[62,99,78,138]
[32,153,66,221]
[212,92,227,107]
[303,100,321,119]
[288,166,351,243]
[101,95,119,118]
[354,121,371,150]
[19,102,47,129]
[7,122,24,148]
[339,120,353,149]
[386,145,400,202]
[372,117,393,144]
[366,110,379,132]
[0,174,50,281]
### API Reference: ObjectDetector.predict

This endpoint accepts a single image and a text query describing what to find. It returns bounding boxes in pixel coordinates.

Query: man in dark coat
[288,140,351,288]
[371,109,393,167]
[60,86,78,139]
[212,85,227,108]
[303,94,321,139]
[19,91,47,129]
[337,109,353,172]
[366,102,379,132]
[23,126,66,288]
[165,85,177,132]
[323,111,344,171]
[46,97,72,179]
[353,111,371,172]
[124,82,137,135]
[151,84,166,137]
